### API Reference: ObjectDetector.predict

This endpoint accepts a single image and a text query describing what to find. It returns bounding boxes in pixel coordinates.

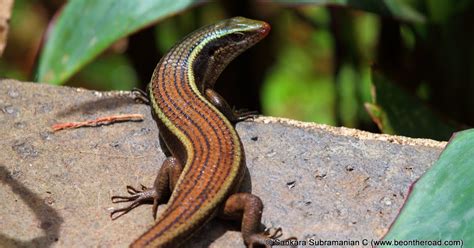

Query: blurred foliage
[67,54,139,91]
[262,9,336,124]
[1,0,473,140]
[365,71,458,140]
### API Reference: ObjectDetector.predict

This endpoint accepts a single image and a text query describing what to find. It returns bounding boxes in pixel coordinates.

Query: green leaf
[364,102,394,133]
[382,129,474,247]
[37,0,197,84]
[365,71,457,141]
[269,0,425,22]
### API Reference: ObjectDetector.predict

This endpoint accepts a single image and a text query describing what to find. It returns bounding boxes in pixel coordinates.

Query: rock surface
[0,79,446,247]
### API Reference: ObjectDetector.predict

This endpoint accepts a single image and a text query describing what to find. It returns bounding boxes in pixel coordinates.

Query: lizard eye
[227,32,245,42]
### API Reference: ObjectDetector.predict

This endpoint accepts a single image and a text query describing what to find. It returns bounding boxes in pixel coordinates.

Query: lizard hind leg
[219,192,295,248]
[110,157,183,220]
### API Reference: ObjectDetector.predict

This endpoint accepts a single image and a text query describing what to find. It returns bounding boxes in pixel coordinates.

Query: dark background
[2,0,473,140]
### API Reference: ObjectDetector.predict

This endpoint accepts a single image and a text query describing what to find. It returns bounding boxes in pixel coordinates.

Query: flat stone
[0,79,445,247]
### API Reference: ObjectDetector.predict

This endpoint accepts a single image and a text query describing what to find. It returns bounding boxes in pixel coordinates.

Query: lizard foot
[233,107,259,122]
[110,184,157,220]
[247,228,297,248]
[131,88,149,104]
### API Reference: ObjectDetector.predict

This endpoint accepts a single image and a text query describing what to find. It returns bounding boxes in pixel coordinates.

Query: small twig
[52,114,144,132]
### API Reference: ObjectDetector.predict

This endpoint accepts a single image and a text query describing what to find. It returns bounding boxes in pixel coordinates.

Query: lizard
[110,16,284,248]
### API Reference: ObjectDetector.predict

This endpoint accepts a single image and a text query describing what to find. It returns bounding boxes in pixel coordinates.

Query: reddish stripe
[135,36,241,246]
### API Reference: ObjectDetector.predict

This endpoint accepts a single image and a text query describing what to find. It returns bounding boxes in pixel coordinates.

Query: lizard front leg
[205,88,258,123]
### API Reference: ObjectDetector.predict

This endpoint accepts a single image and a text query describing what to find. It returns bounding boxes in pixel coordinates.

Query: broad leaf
[37,0,198,84]
[382,129,474,247]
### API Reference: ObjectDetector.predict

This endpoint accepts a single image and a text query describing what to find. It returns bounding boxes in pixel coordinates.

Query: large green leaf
[270,0,425,22]
[382,129,474,247]
[365,71,457,141]
[37,0,198,84]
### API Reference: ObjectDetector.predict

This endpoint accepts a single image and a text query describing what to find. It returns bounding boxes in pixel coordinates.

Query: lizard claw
[131,88,149,104]
[247,227,297,248]
[110,184,157,220]
[233,107,259,122]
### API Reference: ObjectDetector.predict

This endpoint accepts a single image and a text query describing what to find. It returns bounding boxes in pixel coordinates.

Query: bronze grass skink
[111,17,279,247]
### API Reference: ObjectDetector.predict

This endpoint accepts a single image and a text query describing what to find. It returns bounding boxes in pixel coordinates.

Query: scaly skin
[111,17,278,247]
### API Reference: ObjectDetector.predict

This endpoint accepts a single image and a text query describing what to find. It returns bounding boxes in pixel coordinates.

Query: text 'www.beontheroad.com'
[267,238,464,247]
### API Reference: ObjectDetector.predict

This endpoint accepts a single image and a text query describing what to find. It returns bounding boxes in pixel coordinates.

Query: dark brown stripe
[140,38,239,244]
[155,45,233,225]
